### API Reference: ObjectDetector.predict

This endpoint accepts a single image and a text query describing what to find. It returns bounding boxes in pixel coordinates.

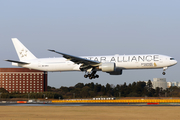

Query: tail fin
[12,38,37,61]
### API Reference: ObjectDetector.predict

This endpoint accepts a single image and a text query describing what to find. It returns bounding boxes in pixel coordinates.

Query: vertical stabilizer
[12,38,37,61]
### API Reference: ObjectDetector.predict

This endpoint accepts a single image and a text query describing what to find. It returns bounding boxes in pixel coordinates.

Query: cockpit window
[170,58,175,60]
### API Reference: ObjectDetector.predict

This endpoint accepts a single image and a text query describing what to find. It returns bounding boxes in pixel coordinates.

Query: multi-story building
[167,82,172,88]
[152,78,167,90]
[171,82,178,87]
[0,68,47,93]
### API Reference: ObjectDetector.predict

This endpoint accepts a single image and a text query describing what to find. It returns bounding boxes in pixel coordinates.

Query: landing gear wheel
[84,70,99,79]
[162,72,166,75]
[95,75,99,78]
[84,75,88,78]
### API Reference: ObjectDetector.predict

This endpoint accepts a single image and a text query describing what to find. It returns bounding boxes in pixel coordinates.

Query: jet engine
[108,68,123,75]
[99,62,122,75]
[99,62,115,72]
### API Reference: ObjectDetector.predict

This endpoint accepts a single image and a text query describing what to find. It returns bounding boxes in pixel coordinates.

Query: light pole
[73,93,75,99]
[119,92,121,98]
[0,92,2,101]
[28,93,30,101]
[43,94,45,99]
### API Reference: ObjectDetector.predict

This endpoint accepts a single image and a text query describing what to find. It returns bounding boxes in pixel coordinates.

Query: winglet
[48,49,55,52]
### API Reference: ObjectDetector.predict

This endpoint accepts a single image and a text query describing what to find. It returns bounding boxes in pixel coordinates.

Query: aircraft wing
[5,60,30,64]
[48,49,100,67]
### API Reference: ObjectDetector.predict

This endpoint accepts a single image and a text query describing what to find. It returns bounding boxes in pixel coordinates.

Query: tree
[146,80,153,92]
[75,83,84,88]
[0,88,9,93]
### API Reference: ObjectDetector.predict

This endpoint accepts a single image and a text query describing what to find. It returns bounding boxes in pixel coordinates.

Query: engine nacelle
[108,68,123,75]
[99,62,115,72]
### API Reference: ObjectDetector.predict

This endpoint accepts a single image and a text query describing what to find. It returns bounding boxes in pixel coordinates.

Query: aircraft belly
[116,62,160,69]
[47,63,78,71]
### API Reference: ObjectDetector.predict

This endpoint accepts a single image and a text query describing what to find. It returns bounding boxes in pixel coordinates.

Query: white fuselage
[12,54,177,72]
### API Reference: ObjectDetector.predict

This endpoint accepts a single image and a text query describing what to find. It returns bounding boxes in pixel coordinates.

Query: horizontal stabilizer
[5,59,29,64]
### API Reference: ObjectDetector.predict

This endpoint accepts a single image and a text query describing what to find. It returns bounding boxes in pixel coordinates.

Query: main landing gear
[84,71,99,79]
[162,67,168,75]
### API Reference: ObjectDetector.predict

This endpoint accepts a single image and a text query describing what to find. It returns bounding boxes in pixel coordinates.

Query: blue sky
[1,0,180,87]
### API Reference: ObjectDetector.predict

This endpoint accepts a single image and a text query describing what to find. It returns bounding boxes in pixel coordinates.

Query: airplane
[6,38,177,79]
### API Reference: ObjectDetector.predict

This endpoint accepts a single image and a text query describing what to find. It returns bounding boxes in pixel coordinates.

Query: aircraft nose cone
[175,60,178,65]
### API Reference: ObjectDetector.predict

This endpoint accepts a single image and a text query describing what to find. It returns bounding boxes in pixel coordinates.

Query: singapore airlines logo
[19,48,28,58]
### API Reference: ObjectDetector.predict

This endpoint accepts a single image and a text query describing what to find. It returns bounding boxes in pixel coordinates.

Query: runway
[1,103,180,106]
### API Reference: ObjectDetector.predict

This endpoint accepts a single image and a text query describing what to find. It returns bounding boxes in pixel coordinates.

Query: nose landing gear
[162,72,166,75]
[162,67,168,75]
